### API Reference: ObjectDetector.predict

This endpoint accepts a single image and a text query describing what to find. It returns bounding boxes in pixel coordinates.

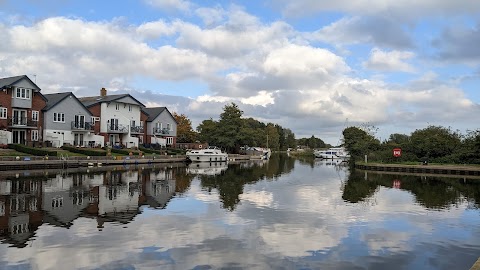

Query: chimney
[100,88,107,96]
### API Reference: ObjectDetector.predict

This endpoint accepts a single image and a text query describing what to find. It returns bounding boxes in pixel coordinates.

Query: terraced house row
[0,75,177,148]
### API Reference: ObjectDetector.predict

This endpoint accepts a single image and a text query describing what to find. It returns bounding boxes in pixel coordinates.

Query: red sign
[393,148,402,157]
[393,180,401,189]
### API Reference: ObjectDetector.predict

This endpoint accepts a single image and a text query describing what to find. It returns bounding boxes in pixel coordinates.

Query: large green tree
[343,126,381,159]
[410,125,461,160]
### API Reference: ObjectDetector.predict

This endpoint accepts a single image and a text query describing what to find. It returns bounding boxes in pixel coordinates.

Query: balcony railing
[71,121,94,131]
[130,126,144,134]
[8,117,38,127]
[153,128,170,135]
[107,124,128,133]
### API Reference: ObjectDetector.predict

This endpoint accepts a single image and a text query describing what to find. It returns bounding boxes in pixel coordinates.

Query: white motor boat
[314,147,350,160]
[186,146,229,162]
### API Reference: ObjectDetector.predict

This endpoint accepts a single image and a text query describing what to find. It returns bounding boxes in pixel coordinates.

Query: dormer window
[15,87,31,99]
[115,103,120,110]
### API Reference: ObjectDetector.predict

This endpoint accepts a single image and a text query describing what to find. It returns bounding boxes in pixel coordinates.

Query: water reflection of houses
[0,165,180,246]
[43,172,92,228]
[141,168,176,209]
[96,170,141,227]
[0,177,43,248]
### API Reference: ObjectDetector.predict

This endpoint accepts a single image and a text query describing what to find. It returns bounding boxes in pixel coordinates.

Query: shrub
[8,144,57,156]
[110,148,140,155]
[62,146,106,156]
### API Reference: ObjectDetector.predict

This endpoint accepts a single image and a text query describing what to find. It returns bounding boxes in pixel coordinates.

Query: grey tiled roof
[142,107,166,122]
[43,92,71,110]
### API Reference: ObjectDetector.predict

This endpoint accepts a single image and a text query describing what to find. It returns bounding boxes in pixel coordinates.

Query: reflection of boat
[314,147,350,160]
[187,162,228,176]
[243,147,271,160]
[186,146,228,162]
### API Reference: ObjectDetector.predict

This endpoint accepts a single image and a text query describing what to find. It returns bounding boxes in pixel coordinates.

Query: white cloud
[363,48,416,73]
[308,16,413,49]
[275,0,480,19]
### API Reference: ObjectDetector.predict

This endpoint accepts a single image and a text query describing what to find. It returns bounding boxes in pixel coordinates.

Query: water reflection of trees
[199,154,295,211]
[343,169,480,209]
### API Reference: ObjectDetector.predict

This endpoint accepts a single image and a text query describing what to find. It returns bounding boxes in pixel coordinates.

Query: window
[32,110,39,121]
[0,108,6,119]
[128,105,132,111]
[31,130,39,141]
[15,88,31,99]
[167,123,171,131]
[53,112,65,122]
[166,137,173,145]
[115,103,120,110]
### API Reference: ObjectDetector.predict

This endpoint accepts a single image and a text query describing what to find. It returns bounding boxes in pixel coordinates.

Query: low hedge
[62,146,107,156]
[110,148,140,155]
[8,144,57,156]
[138,146,164,155]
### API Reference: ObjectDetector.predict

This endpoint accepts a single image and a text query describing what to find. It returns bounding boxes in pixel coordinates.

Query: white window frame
[15,88,31,99]
[115,103,120,110]
[166,137,173,145]
[32,110,39,121]
[0,108,6,119]
[53,112,65,123]
[31,130,39,141]
[167,123,171,131]
[128,105,132,111]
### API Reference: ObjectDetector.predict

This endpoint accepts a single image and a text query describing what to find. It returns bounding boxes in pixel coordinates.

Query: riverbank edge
[0,154,257,171]
[355,162,480,176]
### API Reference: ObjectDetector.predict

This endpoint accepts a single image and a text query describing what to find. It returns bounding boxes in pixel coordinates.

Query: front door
[12,130,26,144]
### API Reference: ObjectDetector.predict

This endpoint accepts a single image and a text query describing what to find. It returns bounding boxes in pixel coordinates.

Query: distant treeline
[342,125,480,164]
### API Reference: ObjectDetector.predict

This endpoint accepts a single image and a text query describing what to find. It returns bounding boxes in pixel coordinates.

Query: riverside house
[42,92,105,147]
[79,88,146,148]
[142,107,177,147]
[0,75,47,145]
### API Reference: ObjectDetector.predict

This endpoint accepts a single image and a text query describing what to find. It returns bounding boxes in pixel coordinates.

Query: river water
[0,154,479,270]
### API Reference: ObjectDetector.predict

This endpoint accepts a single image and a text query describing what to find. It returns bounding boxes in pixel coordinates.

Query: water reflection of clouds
[1,161,480,269]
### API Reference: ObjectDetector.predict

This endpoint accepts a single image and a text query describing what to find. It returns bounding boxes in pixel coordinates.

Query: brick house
[0,75,47,145]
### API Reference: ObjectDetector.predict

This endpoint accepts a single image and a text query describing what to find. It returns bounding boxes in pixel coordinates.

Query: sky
[0,0,479,144]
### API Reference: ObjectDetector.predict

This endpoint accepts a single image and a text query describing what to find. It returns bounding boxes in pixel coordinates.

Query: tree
[173,112,197,143]
[216,103,244,153]
[343,126,381,159]
[197,118,218,145]
[410,125,461,160]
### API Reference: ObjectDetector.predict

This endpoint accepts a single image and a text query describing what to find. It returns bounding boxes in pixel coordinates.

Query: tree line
[174,103,297,153]
[342,125,480,164]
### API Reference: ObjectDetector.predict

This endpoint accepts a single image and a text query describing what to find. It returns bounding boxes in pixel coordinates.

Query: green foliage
[62,146,106,156]
[410,126,461,160]
[343,126,381,159]
[195,103,296,153]
[297,135,327,149]
[342,124,480,164]
[110,148,140,155]
[9,144,57,156]
[138,146,164,155]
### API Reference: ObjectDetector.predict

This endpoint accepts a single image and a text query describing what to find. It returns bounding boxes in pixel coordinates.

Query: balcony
[71,121,94,131]
[153,128,171,135]
[130,126,144,134]
[107,124,128,133]
[8,117,38,128]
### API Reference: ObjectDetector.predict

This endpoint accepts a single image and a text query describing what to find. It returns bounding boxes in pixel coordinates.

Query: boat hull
[186,153,228,162]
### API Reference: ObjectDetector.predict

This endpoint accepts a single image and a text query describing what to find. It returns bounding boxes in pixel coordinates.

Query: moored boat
[186,146,228,162]
[314,147,350,160]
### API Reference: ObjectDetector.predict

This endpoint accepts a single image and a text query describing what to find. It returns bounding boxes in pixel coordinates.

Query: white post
[365,154,368,163]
